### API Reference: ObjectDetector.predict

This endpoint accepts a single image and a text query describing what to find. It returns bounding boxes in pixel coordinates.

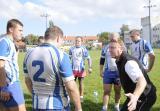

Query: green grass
[18,49,160,111]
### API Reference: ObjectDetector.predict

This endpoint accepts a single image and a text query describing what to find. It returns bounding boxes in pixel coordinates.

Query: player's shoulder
[80,45,88,51]
[0,35,9,43]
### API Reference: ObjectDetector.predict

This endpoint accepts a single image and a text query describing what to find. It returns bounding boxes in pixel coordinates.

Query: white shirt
[125,60,143,83]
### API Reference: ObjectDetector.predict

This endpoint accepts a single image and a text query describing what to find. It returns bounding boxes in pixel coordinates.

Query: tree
[25,34,39,45]
[120,24,129,40]
[97,32,110,45]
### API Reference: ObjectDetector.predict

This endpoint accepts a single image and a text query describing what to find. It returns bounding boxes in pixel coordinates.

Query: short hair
[7,19,23,33]
[110,38,124,47]
[44,26,63,40]
[129,29,140,35]
[75,36,83,41]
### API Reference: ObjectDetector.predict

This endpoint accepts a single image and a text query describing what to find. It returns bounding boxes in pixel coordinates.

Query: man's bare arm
[25,77,33,94]
[65,80,82,111]
[0,60,7,87]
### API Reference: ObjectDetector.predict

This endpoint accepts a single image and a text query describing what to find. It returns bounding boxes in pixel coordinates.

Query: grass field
[18,49,160,111]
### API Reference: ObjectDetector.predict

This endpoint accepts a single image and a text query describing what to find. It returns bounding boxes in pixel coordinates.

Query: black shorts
[121,85,157,111]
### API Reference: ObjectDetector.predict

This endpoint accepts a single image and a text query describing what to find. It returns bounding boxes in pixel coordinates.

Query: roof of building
[64,35,98,41]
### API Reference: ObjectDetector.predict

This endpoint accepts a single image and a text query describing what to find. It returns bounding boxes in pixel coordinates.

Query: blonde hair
[110,38,124,49]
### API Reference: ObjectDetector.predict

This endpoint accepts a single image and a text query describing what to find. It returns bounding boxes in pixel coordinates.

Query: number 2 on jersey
[32,60,46,82]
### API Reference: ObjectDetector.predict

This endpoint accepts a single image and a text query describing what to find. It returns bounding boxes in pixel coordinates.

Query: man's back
[24,43,71,95]
[24,43,75,109]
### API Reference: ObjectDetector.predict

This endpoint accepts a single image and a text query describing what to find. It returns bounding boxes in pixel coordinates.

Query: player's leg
[7,104,26,111]
[102,83,112,111]
[78,77,84,102]
[113,79,121,111]
[102,70,115,111]
[3,81,26,111]
[113,72,121,111]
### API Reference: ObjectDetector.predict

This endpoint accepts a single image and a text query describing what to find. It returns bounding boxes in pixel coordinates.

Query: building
[124,31,132,48]
[63,35,98,45]
[123,16,160,47]
[141,16,160,44]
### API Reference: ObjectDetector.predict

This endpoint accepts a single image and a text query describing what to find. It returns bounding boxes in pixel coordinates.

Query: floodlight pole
[41,13,50,29]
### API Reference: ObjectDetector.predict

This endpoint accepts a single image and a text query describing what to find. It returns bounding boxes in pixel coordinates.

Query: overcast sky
[0,0,159,36]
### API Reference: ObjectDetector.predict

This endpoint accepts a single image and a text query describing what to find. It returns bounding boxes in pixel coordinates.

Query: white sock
[115,103,119,108]
[102,105,107,110]
[80,96,83,99]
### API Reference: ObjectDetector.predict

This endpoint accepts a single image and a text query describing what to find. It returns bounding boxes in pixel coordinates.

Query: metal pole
[144,0,156,45]
[41,13,50,29]
[46,15,47,29]
[149,0,152,44]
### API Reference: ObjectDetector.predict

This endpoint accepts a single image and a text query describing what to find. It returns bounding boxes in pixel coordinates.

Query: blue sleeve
[0,39,10,57]
[101,46,106,58]
[59,53,73,77]
[144,41,153,53]
[83,47,89,58]
[69,47,72,56]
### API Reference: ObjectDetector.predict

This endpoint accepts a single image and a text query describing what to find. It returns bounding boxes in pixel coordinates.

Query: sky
[0,0,160,36]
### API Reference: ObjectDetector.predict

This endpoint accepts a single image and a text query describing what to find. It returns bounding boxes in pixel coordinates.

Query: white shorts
[32,94,70,110]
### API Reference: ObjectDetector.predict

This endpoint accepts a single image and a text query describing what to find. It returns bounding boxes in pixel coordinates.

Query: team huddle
[0,19,157,111]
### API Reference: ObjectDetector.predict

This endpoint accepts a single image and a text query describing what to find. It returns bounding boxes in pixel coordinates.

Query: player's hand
[0,91,10,101]
[88,68,92,74]
[125,93,138,111]
[0,87,11,101]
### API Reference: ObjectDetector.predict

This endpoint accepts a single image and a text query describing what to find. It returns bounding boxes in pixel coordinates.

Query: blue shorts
[0,81,25,107]
[103,70,120,85]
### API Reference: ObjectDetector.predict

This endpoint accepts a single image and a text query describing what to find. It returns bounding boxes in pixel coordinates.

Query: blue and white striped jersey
[130,38,154,69]
[23,43,74,109]
[69,46,90,71]
[101,45,117,71]
[0,36,19,84]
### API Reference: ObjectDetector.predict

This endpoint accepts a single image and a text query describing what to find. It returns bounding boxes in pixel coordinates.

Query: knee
[104,89,111,95]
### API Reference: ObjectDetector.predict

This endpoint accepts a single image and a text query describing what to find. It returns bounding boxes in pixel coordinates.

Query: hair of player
[44,26,63,40]
[129,29,140,36]
[7,19,23,33]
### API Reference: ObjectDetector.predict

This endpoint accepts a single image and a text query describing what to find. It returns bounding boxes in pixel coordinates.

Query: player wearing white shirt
[0,19,26,111]
[24,26,82,111]
[100,33,121,111]
[109,39,156,111]
[130,29,155,72]
[69,36,92,102]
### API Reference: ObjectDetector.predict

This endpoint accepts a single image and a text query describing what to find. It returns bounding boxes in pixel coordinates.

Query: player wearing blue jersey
[69,36,92,102]
[24,26,82,111]
[0,19,26,111]
[100,33,122,111]
[130,29,155,72]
